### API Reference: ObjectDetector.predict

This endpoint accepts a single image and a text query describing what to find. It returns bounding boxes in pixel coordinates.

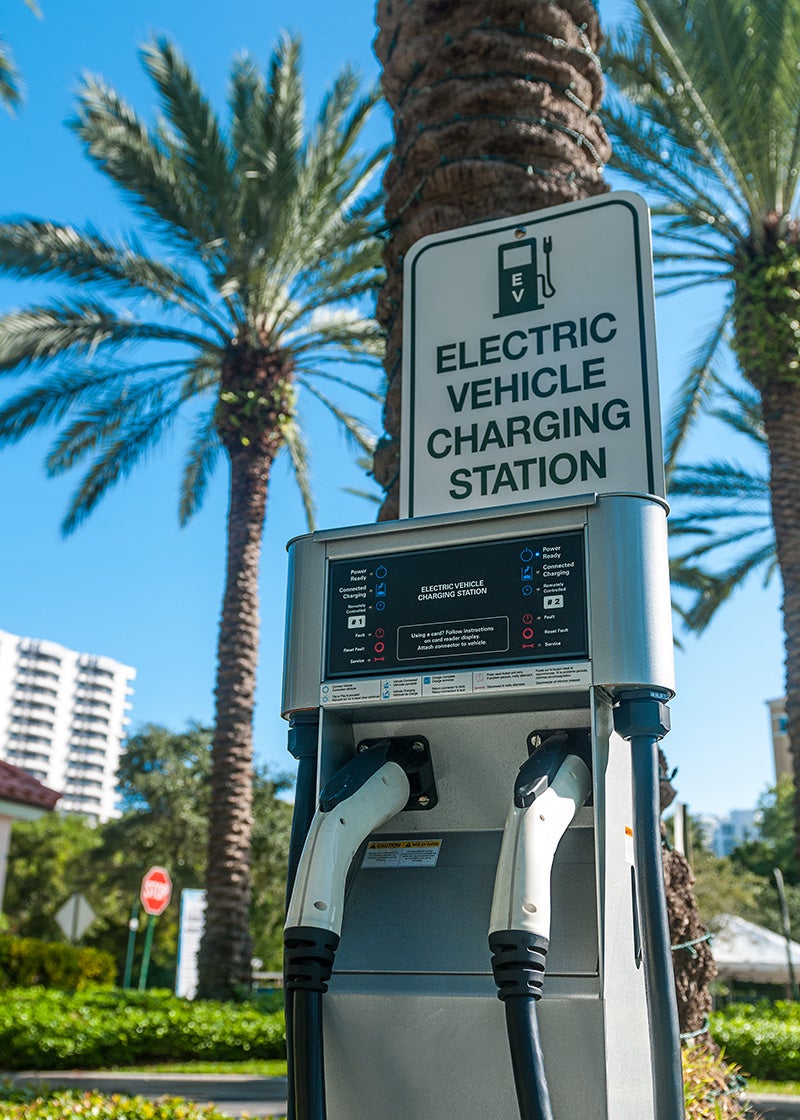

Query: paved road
[751,1095,800,1120]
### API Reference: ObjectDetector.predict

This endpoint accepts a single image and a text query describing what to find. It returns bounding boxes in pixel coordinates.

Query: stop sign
[140,866,172,916]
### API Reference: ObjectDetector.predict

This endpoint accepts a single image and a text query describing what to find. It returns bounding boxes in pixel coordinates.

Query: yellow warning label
[362,838,442,868]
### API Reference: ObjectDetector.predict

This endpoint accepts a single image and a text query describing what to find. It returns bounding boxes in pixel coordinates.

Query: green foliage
[685,779,800,941]
[3,724,293,981]
[2,813,103,942]
[0,1088,228,1119]
[0,937,115,991]
[681,1045,749,1119]
[0,988,285,1070]
[731,243,800,391]
[711,1001,800,1079]
[689,845,772,931]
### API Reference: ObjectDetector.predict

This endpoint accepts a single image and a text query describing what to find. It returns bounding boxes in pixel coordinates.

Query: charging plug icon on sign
[494,236,556,318]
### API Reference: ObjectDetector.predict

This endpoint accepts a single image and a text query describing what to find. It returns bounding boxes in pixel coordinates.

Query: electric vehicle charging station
[282,194,685,1120]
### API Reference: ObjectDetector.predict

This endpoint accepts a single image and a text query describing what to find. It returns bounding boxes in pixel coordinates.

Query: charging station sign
[400,192,664,518]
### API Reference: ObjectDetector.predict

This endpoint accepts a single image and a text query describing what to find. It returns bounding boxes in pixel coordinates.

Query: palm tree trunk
[373,0,610,518]
[197,446,270,999]
[759,377,800,861]
[374,0,714,1043]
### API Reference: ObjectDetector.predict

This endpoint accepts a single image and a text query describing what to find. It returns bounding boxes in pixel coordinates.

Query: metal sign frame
[400,192,663,519]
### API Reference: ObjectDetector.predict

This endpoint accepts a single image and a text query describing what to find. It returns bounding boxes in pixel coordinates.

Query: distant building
[697,808,761,858]
[0,629,135,823]
[768,697,791,782]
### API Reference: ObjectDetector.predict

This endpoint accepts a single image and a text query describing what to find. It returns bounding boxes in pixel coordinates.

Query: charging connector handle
[489,740,591,941]
[489,733,591,1120]
[284,745,413,1120]
[286,752,411,938]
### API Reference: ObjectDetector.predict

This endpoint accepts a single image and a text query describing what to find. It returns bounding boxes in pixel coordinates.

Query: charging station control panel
[326,531,588,686]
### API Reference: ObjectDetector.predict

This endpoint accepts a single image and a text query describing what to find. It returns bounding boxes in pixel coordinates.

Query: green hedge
[0,936,116,991]
[0,1088,229,1119]
[0,988,286,1070]
[711,1001,800,1079]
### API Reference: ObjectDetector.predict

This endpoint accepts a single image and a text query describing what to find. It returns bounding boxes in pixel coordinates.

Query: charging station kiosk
[281,195,684,1120]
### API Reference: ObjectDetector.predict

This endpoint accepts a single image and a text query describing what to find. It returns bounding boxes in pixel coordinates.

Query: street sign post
[138,866,172,991]
[400,191,663,518]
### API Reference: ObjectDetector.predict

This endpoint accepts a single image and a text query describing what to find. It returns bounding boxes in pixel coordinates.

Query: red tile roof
[0,759,61,811]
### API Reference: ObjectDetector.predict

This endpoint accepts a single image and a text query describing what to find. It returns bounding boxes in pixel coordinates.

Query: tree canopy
[4,723,293,983]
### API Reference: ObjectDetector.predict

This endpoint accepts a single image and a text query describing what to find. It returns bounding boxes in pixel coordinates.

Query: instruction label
[362,839,442,868]
[320,661,591,706]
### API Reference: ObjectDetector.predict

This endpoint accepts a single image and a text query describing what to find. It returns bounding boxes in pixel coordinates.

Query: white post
[0,814,12,916]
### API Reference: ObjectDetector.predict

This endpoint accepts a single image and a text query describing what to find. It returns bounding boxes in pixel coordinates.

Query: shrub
[0,987,285,1070]
[681,1045,750,1119]
[711,1001,800,1080]
[0,1088,229,1119]
[0,937,115,991]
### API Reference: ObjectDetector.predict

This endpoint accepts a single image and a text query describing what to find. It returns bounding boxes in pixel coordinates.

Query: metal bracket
[356,735,438,811]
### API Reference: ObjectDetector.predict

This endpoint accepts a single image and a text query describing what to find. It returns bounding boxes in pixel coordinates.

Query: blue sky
[0,0,784,817]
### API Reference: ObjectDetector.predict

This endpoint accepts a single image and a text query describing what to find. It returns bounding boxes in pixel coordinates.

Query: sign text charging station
[282,193,685,1120]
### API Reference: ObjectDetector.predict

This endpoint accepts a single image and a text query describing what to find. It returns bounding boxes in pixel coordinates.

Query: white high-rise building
[0,629,135,823]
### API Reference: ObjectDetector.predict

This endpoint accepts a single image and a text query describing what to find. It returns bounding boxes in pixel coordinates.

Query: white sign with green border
[399,192,664,518]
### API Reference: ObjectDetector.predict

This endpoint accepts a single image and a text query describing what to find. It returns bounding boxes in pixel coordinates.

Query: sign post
[400,191,663,518]
[138,866,172,991]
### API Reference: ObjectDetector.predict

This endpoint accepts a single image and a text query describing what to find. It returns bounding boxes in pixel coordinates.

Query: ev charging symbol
[494,236,556,318]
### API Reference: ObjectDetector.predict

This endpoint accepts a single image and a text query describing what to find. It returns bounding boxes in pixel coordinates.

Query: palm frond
[140,37,236,259]
[69,74,217,257]
[680,540,779,631]
[61,395,188,534]
[663,306,733,468]
[669,460,770,501]
[0,220,226,336]
[178,404,222,525]
[286,306,384,364]
[0,36,22,111]
[0,300,216,373]
[298,378,376,455]
[0,359,190,443]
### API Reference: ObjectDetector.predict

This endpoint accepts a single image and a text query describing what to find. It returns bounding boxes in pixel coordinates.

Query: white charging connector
[286,760,410,937]
[489,753,591,940]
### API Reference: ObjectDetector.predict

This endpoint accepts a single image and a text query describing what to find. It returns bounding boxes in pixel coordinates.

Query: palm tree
[1,0,40,111]
[602,0,800,855]
[372,0,611,518]
[0,35,385,998]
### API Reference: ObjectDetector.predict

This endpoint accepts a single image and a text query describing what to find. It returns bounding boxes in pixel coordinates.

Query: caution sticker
[361,839,442,869]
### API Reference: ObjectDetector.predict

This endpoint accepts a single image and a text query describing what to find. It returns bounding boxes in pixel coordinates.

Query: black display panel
[326,532,588,678]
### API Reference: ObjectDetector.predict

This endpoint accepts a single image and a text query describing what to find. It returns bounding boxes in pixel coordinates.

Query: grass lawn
[102,1061,288,1077]
[748,1080,800,1096]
